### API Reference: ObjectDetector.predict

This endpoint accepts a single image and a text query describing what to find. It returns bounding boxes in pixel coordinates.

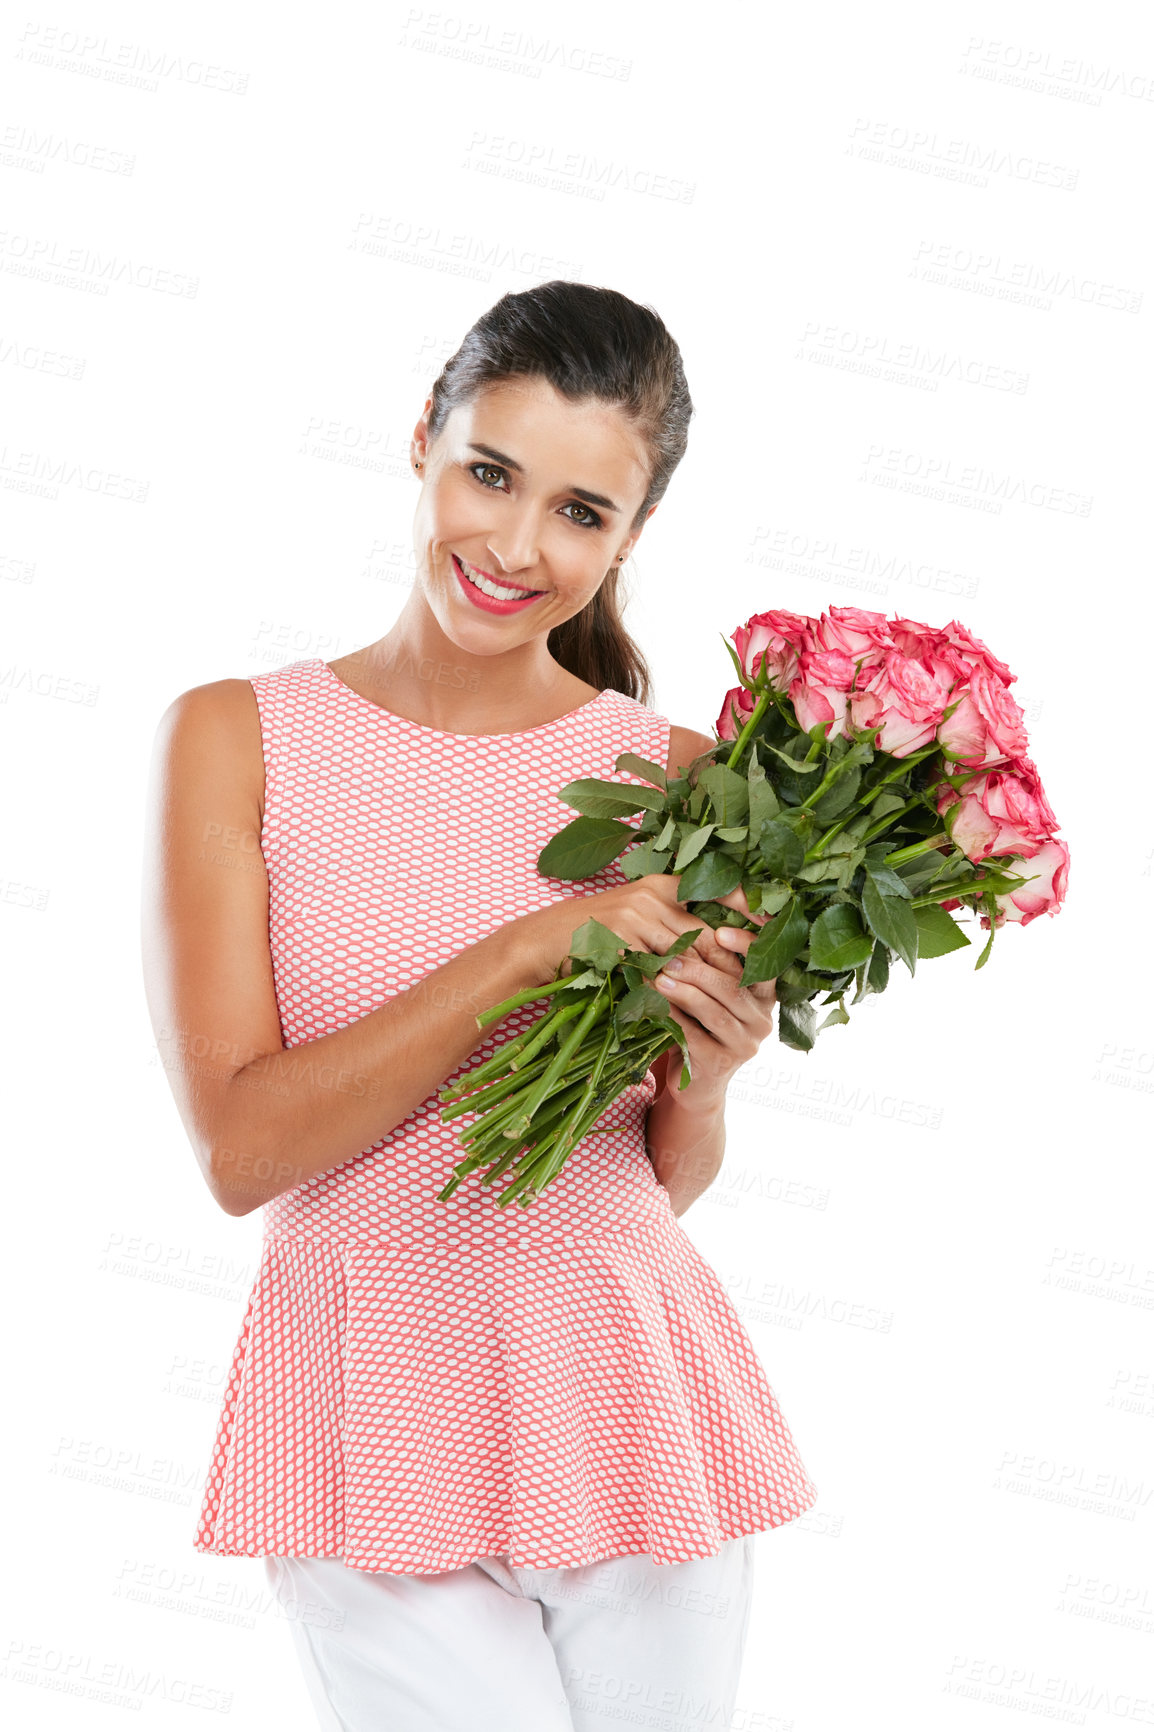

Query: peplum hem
[193,1212,819,1575]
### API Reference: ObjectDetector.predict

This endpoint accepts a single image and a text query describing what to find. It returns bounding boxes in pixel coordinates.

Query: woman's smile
[452,552,548,614]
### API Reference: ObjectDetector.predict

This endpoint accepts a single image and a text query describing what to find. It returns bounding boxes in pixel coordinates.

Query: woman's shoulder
[150,677,266,820]
[664,720,714,781]
[599,685,712,783]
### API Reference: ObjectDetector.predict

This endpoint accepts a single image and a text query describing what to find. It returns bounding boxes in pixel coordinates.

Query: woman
[141,281,819,1731]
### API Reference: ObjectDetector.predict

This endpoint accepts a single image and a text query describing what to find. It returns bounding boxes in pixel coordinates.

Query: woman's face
[409,375,655,655]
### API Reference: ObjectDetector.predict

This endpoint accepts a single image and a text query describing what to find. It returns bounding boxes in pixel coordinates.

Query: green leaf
[614,751,667,789]
[538,817,636,878]
[913,901,971,958]
[818,1002,851,1031]
[776,964,834,1005]
[618,840,673,880]
[778,998,817,1051]
[812,764,862,823]
[862,852,915,898]
[747,752,781,833]
[676,848,743,903]
[808,903,875,971]
[799,747,873,817]
[653,813,676,850]
[742,896,809,985]
[864,790,913,824]
[555,776,668,818]
[720,630,754,693]
[625,927,700,977]
[867,940,890,995]
[967,864,1037,895]
[714,826,749,843]
[755,879,793,916]
[775,806,819,843]
[757,820,805,879]
[567,917,630,973]
[760,739,821,774]
[672,824,715,872]
[614,983,676,1027]
[795,857,845,885]
[816,969,857,993]
[974,890,998,970]
[850,938,890,1004]
[834,845,867,892]
[662,1024,693,1088]
[861,877,918,977]
[698,763,750,825]
[553,968,605,993]
[890,855,949,895]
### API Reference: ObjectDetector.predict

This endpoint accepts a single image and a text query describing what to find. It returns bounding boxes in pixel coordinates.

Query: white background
[3,2,1152,1727]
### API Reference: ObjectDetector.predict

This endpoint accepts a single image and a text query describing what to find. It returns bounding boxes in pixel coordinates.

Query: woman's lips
[452,553,545,615]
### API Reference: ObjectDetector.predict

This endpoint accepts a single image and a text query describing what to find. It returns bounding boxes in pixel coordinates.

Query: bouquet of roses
[437,605,1069,1210]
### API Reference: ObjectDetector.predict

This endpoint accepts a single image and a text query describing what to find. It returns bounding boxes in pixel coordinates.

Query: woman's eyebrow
[466,441,620,514]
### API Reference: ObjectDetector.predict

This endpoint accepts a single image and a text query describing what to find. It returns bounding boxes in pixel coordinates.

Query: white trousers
[263,1535,756,1732]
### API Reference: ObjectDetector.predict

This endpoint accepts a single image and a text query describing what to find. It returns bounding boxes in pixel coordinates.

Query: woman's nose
[486,512,541,574]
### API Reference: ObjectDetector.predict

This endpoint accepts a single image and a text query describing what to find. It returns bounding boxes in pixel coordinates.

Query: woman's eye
[562,501,603,531]
[468,463,602,530]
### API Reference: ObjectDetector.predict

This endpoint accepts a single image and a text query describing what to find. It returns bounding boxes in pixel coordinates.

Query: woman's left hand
[652,885,777,1106]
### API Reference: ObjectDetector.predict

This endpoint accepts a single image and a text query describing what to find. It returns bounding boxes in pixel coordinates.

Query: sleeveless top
[192,655,819,1573]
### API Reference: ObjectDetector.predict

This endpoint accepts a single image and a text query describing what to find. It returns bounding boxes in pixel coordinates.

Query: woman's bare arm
[141,680,553,1218]
[642,721,735,1218]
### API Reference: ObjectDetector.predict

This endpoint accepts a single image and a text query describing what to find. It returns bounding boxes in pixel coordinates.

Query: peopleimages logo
[847,116,1079,190]
[911,238,1143,314]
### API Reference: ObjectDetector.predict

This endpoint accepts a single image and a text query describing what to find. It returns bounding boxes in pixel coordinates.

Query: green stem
[439,1050,553,1120]
[799,758,844,811]
[908,878,988,908]
[858,742,941,806]
[802,814,853,863]
[861,795,925,844]
[508,1001,587,1070]
[883,832,949,866]
[802,720,831,763]
[502,993,609,1138]
[723,690,773,769]
[474,971,587,1029]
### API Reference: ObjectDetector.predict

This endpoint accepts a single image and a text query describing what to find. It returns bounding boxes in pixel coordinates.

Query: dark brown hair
[424,280,694,705]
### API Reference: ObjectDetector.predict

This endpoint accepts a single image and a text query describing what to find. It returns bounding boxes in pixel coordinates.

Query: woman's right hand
[514,873,769,983]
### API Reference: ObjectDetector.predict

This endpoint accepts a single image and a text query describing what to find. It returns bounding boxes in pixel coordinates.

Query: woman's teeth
[458,557,541,602]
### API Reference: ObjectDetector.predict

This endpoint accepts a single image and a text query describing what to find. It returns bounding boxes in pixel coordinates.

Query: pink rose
[937,619,1017,686]
[731,608,814,692]
[981,837,1070,928]
[788,677,848,741]
[790,645,895,741]
[857,647,956,757]
[886,616,948,661]
[803,649,859,690]
[812,606,894,666]
[936,756,1059,862]
[937,666,1029,770]
[935,789,997,861]
[716,683,758,742]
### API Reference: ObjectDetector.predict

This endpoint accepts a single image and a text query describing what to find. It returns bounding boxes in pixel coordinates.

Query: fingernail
[664,958,684,973]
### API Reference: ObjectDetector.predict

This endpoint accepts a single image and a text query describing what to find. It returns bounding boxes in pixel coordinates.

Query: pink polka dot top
[192,654,819,1574]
